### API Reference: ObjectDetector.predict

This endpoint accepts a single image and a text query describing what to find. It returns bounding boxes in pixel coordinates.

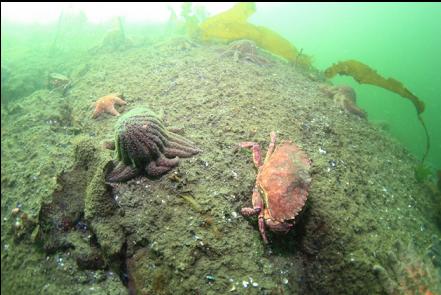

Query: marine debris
[106,107,201,182]
[240,131,311,243]
[320,84,367,118]
[199,2,311,67]
[324,59,430,162]
[92,93,127,119]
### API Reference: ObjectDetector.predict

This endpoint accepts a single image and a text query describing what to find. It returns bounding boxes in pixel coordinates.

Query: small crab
[219,39,271,65]
[240,132,311,243]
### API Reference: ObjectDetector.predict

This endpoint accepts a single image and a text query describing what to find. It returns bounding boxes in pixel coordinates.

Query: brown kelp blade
[324,59,429,162]
[199,2,311,67]
[324,59,425,114]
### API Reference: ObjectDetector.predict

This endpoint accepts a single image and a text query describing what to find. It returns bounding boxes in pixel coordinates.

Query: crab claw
[240,207,261,216]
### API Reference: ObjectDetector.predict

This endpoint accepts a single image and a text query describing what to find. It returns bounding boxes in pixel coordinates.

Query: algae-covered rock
[37,136,125,268]
[37,137,100,252]
[2,30,440,295]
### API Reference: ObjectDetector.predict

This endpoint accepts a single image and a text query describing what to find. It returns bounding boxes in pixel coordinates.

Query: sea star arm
[107,105,121,116]
[107,162,139,182]
[145,157,178,176]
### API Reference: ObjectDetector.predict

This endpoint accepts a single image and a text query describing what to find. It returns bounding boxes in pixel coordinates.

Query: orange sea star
[92,93,127,119]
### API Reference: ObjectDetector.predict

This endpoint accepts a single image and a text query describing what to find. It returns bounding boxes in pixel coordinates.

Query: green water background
[252,2,441,171]
[2,2,440,171]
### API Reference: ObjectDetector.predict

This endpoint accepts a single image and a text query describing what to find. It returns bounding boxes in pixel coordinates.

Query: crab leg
[241,185,262,216]
[239,142,262,168]
[258,210,268,244]
[264,131,277,163]
[240,185,268,244]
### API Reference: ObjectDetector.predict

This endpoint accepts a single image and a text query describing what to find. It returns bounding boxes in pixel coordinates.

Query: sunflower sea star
[92,93,127,119]
[106,107,201,182]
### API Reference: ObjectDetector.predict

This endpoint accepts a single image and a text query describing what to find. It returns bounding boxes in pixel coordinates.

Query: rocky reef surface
[1,38,440,294]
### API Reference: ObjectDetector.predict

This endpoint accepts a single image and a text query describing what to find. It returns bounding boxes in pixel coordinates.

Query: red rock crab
[240,132,311,243]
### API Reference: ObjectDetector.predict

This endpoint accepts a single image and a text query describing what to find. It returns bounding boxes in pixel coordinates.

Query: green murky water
[1,3,440,294]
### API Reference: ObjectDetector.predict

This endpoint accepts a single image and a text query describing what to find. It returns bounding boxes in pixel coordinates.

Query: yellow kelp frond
[324,59,425,114]
[254,26,299,62]
[325,59,430,163]
[199,2,309,66]
[201,2,256,26]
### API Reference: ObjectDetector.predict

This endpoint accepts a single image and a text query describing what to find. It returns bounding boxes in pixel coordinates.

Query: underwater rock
[37,140,94,252]
[0,67,45,104]
[106,107,201,182]
[69,231,107,270]
[126,247,174,295]
[373,240,441,295]
[37,137,125,270]
[81,143,125,263]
